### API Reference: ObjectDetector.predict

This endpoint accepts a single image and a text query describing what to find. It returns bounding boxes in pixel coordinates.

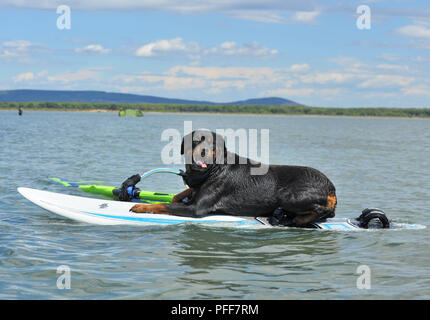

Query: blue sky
[1,0,430,107]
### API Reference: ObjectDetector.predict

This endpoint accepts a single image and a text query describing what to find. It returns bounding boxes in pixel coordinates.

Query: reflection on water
[175,226,339,269]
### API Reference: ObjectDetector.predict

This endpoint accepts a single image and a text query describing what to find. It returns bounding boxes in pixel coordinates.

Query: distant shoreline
[3,109,429,120]
[1,101,430,118]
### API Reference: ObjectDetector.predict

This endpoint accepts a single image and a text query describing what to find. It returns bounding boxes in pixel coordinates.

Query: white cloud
[135,37,199,57]
[166,65,278,81]
[47,69,99,83]
[114,73,207,90]
[358,75,415,88]
[291,10,320,24]
[114,65,281,92]
[376,64,409,72]
[401,85,430,97]
[229,10,287,24]
[378,53,401,62]
[0,40,50,63]
[136,38,278,59]
[75,44,111,55]
[396,24,430,39]
[13,72,34,82]
[12,69,48,82]
[162,76,206,90]
[204,41,278,57]
[0,40,32,58]
[289,64,310,73]
[299,72,353,84]
[36,70,48,78]
[210,79,247,89]
[3,40,32,48]
[116,60,420,99]
[0,0,321,24]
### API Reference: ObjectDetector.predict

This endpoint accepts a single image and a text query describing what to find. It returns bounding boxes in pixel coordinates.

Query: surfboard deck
[18,187,262,227]
[17,188,425,230]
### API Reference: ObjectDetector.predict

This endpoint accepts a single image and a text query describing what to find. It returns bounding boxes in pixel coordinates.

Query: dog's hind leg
[268,206,320,227]
[277,192,337,227]
[290,204,334,226]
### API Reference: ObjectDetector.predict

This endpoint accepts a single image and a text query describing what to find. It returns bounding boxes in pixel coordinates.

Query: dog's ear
[181,131,194,155]
[214,133,227,163]
[215,139,227,154]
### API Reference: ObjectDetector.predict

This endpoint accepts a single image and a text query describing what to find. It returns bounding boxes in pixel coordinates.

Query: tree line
[1,101,430,118]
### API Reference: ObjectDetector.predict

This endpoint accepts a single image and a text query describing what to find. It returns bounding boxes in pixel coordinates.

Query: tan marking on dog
[327,195,337,210]
[130,203,168,214]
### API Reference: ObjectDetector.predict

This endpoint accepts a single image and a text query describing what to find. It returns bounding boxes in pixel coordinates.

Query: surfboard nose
[17,187,31,199]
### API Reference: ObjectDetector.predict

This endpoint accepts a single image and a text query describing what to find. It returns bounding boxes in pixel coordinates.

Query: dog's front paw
[129,204,150,213]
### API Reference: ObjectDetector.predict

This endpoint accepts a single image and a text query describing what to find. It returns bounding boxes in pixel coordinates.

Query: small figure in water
[18,106,23,116]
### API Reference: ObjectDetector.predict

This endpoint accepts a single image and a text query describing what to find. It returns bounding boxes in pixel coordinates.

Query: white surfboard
[17,188,425,230]
[18,187,262,227]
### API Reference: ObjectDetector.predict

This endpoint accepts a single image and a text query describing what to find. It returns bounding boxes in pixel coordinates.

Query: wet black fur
[165,130,337,227]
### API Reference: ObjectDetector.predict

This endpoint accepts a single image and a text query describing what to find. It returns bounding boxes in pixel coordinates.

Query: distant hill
[0,89,301,106]
[0,89,213,105]
[228,97,298,106]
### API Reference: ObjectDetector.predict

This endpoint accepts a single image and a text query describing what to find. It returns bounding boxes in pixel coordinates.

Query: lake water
[0,110,429,299]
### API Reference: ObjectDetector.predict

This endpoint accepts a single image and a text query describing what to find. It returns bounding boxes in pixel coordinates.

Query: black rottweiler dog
[130,130,337,227]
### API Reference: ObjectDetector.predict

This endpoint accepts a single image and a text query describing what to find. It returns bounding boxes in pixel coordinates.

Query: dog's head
[181,130,227,173]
